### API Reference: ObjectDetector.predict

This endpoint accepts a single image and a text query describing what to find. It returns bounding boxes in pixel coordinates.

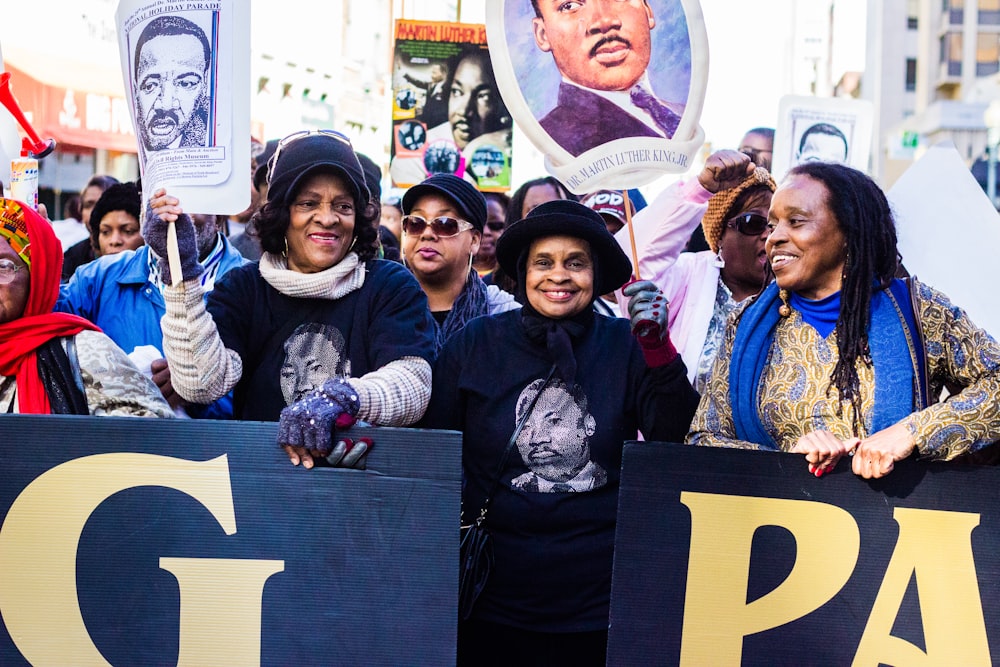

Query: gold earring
[283,237,289,257]
[778,289,791,317]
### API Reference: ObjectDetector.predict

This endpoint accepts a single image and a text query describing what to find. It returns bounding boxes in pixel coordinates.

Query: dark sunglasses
[485,221,505,232]
[725,212,769,236]
[402,215,474,238]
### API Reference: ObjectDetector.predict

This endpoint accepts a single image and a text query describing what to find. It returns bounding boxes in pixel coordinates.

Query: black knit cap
[356,152,383,202]
[496,199,633,296]
[89,181,141,249]
[401,173,487,232]
[253,139,279,192]
[266,132,370,207]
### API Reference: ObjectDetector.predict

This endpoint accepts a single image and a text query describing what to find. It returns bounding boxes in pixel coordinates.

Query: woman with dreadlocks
[687,162,1000,479]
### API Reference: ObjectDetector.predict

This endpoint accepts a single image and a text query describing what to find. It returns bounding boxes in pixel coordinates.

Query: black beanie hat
[253,139,279,192]
[266,131,370,208]
[356,152,383,203]
[89,181,141,249]
[401,173,487,232]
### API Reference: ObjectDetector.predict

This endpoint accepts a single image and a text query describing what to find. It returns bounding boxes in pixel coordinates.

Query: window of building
[977,32,1000,75]
[945,0,964,23]
[981,0,1000,24]
[908,0,919,28]
[905,58,917,91]
[941,32,963,76]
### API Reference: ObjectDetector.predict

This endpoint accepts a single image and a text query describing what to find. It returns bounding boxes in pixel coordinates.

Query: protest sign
[389,20,513,192]
[486,0,708,193]
[115,0,251,215]
[609,442,1000,665]
[0,416,460,666]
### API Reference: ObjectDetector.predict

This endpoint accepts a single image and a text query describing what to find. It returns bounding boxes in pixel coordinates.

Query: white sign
[889,141,1000,340]
[771,95,874,181]
[115,0,250,215]
[486,0,708,193]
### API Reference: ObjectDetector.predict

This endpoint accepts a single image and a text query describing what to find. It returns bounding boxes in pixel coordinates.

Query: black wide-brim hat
[496,198,634,296]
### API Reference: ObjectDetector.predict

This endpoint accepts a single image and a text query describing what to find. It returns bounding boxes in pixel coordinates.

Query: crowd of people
[2,119,999,664]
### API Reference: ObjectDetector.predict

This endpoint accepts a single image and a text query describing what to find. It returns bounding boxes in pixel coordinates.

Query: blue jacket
[56,237,248,418]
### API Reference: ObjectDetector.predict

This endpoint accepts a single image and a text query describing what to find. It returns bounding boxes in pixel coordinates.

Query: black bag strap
[474,364,557,523]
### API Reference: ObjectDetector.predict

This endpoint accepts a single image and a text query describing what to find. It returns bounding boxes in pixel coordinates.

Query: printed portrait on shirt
[486,0,708,192]
[511,377,607,493]
[280,322,350,405]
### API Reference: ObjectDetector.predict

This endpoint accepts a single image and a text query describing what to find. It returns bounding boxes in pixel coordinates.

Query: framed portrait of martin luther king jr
[486,0,708,193]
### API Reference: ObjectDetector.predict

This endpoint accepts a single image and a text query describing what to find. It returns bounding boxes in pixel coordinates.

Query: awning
[3,61,138,154]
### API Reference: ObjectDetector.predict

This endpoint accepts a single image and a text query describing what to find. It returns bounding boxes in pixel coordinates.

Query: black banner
[0,416,460,666]
[609,442,999,666]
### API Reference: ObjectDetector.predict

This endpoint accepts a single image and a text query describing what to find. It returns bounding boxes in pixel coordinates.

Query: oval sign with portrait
[486,0,708,193]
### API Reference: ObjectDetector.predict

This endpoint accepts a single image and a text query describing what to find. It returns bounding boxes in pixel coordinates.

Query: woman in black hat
[422,199,699,665]
[400,173,518,352]
[145,130,437,467]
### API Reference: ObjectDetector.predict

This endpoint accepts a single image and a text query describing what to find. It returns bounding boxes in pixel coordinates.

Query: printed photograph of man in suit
[530,0,686,156]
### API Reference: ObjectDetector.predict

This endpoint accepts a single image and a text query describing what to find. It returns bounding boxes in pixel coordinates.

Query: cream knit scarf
[258,251,366,300]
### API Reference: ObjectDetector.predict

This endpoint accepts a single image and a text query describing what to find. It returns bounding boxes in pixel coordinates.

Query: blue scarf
[729,280,924,448]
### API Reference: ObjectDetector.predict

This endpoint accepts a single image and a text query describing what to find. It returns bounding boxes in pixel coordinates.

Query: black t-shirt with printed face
[207,259,436,421]
[423,310,698,632]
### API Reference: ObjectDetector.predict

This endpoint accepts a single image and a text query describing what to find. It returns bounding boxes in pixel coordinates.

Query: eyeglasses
[402,215,474,238]
[725,212,769,236]
[0,258,23,285]
[268,129,353,184]
[485,221,505,232]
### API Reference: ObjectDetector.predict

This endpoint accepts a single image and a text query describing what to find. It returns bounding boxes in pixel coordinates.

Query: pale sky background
[462,0,868,195]
[0,0,868,197]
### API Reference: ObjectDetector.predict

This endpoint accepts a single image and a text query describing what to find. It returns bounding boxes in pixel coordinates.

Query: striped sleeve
[351,355,432,426]
[161,278,244,404]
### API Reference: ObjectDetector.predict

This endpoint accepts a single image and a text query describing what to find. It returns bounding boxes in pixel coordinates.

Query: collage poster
[389,20,513,191]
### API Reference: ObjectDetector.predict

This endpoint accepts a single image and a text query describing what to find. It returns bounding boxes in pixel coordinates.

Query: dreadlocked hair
[786,163,900,434]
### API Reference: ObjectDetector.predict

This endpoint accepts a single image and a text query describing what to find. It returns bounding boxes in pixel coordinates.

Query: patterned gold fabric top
[688,279,1000,460]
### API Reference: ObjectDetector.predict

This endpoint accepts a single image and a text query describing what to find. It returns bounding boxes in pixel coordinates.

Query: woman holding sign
[423,199,698,664]
[146,131,436,467]
[688,163,1000,478]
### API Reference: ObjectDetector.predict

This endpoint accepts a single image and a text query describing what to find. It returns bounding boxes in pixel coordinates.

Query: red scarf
[0,202,99,414]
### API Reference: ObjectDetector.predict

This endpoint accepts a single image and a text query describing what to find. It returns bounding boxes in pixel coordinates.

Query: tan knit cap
[701,166,777,253]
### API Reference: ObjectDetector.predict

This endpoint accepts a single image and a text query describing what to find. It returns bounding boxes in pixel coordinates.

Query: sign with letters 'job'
[0,416,460,666]
[609,442,1000,666]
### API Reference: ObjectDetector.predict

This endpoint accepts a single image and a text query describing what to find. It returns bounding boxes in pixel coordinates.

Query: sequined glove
[276,378,360,456]
[623,279,678,367]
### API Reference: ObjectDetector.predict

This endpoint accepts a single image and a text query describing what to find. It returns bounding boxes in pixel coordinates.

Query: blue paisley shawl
[729,280,926,448]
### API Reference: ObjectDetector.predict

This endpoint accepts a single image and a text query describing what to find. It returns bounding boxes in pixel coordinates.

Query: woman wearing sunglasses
[401,174,519,352]
[145,131,437,468]
[619,149,775,392]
